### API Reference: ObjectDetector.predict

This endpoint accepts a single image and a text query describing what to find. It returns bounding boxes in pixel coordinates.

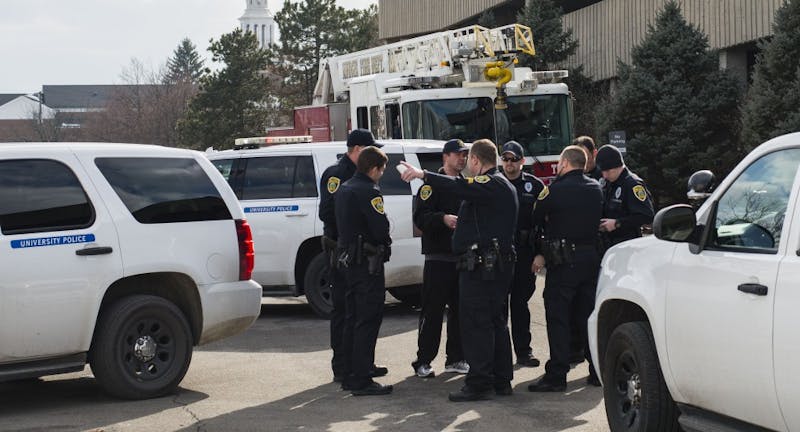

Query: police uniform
[529,169,603,391]
[318,129,379,383]
[504,166,545,365]
[586,164,602,181]
[423,167,518,400]
[335,171,392,394]
[595,145,655,247]
[411,164,465,374]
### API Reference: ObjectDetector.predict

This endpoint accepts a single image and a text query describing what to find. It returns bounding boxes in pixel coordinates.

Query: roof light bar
[234,135,313,149]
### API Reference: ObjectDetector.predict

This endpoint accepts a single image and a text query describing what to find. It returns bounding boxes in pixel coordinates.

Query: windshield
[402,97,495,142]
[495,94,572,157]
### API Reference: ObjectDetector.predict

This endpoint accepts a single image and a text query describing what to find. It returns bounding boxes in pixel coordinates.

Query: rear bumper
[198,280,262,345]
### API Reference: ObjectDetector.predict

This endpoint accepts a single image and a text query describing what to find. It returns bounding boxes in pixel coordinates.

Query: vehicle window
[380,154,411,195]
[212,158,235,182]
[416,152,443,173]
[293,156,318,198]
[710,149,800,252]
[370,106,386,139]
[495,94,572,157]
[402,97,495,142]
[356,106,368,129]
[95,157,231,224]
[0,159,94,235]
[241,156,294,200]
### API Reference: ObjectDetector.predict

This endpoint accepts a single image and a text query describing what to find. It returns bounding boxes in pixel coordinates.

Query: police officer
[528,145,603,392]
[575,136,601,181]
[411,139,469,378]
[319,129,386,384]
[499,141,544,368]
[595,144,655,247]
[335,146,393,396]
[400,139,518,402]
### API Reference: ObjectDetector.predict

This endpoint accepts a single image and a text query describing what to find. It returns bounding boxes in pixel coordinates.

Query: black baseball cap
[346,129,382,148]
[443,139,468,154]
[501,141,524,159]
[596,144,624,170]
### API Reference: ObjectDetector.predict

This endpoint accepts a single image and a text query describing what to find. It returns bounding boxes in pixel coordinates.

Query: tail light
[235,219,255,281]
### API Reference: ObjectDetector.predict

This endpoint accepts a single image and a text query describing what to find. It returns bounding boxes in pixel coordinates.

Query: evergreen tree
[516,0,578,71]
[599,1,743,206]
[267,0,379,107]
[478,9,497,28]
[177,29,272,150]
[165,38,205,84]
[742,0,800,151]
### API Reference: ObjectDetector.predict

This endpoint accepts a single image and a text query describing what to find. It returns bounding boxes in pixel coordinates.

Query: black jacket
[413,167,463,255]
[335,172,391,248]
[506,171,545,253]
[319,154,357,240]
[602,168,654,245]
[533,169,603,245]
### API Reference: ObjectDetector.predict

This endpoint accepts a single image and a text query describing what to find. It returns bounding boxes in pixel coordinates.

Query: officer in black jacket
[575,136,602,181]
[400,139,518,402]
[528,145,603,392]
[335,146,393,396]
[411,139,469,378]
[595,145,655,247]
[319,129,386,384]
[499,141,545,368]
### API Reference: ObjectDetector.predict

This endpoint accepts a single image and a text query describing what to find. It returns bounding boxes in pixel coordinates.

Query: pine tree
[741,0,800,151]
[177,29,272,150]
[516,0,578,71]
[165,38,205,84]
[478,9,497,28]
[599,1,743,206]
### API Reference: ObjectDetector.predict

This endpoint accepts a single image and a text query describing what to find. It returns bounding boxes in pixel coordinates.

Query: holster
[362,240,389,275]
[321,236,338,269]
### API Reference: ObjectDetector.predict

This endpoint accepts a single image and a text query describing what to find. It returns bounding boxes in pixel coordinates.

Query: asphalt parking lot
[0,280,609,432]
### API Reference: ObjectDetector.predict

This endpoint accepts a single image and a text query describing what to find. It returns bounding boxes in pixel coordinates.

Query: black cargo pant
[542,249,600,383]
[413,259,463,369]
[459,266,513,392]
[510,247,535,359]
[329,262,350,378]
[342,262,385,389]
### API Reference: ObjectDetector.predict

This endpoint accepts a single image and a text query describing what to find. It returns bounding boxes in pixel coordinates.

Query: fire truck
[268,23,574,181]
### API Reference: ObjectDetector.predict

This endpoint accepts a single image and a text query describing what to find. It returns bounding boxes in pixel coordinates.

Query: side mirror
[653,204,697,243]
[687,169,716,202]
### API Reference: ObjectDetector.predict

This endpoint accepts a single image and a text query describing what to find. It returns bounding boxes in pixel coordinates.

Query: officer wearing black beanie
[596,145,654,250]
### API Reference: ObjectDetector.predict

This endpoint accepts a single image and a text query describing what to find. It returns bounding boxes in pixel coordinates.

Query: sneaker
[444,360,469,374]
[416,364,435,378]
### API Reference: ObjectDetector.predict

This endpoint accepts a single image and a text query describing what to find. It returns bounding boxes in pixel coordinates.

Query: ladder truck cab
[268,24,574,183]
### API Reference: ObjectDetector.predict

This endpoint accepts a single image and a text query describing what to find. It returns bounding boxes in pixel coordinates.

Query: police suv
[0,143,262,399]
[206,137,446,318]
[589,132,800,432]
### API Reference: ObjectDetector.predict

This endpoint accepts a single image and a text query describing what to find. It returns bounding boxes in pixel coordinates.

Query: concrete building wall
[378,0,515,40]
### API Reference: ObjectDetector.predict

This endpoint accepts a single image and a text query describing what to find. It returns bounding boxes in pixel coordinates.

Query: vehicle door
[0,149,123,361]
[237,153,318,286]
[379,150,421,287]
[664,148,800,430]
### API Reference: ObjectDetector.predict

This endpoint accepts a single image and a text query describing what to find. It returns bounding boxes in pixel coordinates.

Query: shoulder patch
[475,175,490,184]
[419,185,433,201]
[466,177,475,184]
[370,196,385,214]
[537,185,549,201]
[633,185,647,202]
[326,177,341,194]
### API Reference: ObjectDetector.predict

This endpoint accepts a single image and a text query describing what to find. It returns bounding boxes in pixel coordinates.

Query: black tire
[602,321,680,432]
[304,253,334,319]
[90,295,193,400]
[388,285,422,308]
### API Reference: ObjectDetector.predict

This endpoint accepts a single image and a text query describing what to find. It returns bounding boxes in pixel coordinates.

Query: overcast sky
[0,0,378,93]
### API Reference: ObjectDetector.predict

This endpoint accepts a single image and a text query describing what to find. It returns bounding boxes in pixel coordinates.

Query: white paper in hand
[396,164,408,174]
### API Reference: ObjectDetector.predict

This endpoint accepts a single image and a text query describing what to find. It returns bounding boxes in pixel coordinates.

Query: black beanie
[595,145,624,171]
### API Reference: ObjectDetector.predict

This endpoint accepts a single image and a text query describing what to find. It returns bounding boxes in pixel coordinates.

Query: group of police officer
[321,128,654,400]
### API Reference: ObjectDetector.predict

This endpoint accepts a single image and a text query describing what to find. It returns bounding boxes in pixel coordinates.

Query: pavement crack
[172,393,205,432]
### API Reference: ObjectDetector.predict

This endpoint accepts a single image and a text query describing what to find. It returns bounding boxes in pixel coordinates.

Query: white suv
[0,143,262,399]
[589,132,800,431]
[206,139,447,318]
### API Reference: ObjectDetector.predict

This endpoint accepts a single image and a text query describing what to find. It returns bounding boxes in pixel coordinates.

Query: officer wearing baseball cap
[499,141,544,368]
[319,128,386,386]
[411,138,469,379]
[596,145,654,250]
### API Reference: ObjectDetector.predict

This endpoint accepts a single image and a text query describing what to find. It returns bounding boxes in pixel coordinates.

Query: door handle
[76,247,113,256]
[285,213,309,217]
[737,283,768,296]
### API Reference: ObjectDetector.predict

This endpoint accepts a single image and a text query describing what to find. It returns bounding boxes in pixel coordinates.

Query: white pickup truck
[589,132,800,432]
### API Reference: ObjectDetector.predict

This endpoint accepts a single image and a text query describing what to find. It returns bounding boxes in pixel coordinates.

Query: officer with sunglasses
[500,141,545,368]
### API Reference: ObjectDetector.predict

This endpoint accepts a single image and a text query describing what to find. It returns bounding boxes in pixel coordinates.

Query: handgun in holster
[482,238,500,278]
[457,244,480,271]
[543,239,564,267]
[321,236,338,268]
[362,240,386,276]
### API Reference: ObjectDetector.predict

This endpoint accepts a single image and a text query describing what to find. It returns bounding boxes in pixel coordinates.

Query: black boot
[448,386,493,402]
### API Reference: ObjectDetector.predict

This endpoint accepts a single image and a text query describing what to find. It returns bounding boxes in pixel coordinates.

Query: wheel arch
[294,236,323,295]
[95,273,203,346]
[596,299,650,375]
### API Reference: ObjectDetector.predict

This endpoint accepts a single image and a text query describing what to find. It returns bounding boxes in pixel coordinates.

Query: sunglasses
[501,156,522,162]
